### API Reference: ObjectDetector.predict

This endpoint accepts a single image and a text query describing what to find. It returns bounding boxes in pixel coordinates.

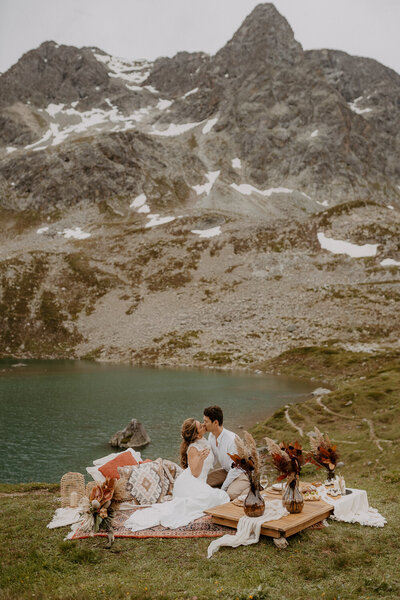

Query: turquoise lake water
[0,359,316,483]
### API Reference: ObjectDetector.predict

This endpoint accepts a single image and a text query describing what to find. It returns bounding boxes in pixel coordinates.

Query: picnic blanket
[67,507,235,540]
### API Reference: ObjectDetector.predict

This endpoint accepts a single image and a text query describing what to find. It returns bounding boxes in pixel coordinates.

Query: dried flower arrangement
[228,431,261,488]
[78,478,116,546]
[264,438,305,483]
[264,438,306,513]
[228,432,265,516]
[307,427,339,481]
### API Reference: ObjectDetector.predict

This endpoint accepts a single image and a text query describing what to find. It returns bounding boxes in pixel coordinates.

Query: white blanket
[47,507,81,529]
[320,487,386,527]
[207,499,288,558]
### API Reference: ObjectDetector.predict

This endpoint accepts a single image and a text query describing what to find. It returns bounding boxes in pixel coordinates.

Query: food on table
[303,490,321,501]
[327,488,342,497]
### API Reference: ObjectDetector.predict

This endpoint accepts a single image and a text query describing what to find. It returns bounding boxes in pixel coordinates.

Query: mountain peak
[0,42,112,108]
[214,2,303,75]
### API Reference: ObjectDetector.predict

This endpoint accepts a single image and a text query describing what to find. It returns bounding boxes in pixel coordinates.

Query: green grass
[1,348,400,599]
[256,345,400,384]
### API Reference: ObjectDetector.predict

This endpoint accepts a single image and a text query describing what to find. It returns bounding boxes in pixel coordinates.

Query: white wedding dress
[124,438,229,531]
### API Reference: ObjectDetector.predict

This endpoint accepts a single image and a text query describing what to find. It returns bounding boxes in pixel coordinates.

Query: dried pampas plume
[309,427,325,453]
[234,434,247,459]
[228,431,261,479]
[264,436,289,460]
[244,431,260,475]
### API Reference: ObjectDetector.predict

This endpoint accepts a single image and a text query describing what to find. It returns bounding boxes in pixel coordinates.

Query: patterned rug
[70,508,236,540]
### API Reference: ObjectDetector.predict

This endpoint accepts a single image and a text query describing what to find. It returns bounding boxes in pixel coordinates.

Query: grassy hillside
[1,348,399,600]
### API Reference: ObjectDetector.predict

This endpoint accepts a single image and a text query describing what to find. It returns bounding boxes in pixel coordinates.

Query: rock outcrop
[109,419,151,449]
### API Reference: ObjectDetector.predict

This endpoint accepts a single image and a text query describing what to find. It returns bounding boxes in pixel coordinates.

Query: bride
[124,418,230,531]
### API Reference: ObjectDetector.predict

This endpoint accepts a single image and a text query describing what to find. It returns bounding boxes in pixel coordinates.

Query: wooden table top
[205,491,334,539]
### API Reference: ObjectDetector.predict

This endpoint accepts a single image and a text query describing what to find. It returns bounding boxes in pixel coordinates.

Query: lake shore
[1,357,319,484]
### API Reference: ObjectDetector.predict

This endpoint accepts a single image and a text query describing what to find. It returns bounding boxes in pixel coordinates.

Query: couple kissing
[124,405,249,533]
[182,405,250,500]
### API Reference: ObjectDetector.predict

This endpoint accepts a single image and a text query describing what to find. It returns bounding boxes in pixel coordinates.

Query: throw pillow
[127,462,164,505]
[161,459,183,495]
[112,465,136,503]
[98,450,138,479]
[87,449,142,482]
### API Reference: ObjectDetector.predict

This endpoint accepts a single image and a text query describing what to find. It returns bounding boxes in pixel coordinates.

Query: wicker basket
[60,472,85,508]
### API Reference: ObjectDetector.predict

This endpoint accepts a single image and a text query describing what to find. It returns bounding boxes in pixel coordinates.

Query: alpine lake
[0,359,317,483]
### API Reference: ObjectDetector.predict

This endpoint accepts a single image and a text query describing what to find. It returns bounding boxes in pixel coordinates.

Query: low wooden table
[205,491,334,546]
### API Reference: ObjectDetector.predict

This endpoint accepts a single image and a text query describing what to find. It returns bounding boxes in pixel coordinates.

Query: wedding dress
[124,438,229,531]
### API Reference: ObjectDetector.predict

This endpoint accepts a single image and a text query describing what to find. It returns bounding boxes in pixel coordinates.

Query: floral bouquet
[228,432,265,516]
[264,438,305,484]
[264,438,306,513]
[307,427,339,482]
[79,478,116,539]
[228,431,261,489]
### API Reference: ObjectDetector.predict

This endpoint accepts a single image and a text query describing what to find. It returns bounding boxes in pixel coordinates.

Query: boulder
[109,419,151,449]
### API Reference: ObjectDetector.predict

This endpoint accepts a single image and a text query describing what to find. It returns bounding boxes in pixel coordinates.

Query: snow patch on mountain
[348,96,373,115]
[145,214,177,228]
[191,226,221,238]
[150,122,201,137]
[59,227,91,240]
[230,183,310,199]
[157,99,172,110]
[192,171,220,196]
[93,52,151,85]
[232,158,241,169]
[144,85,159,94]
[24,101,156,150]
[130,193,150,213]
[202,117,218,134]
[317,232,378,257]
[380,258,400,266]
[183,88,199,98]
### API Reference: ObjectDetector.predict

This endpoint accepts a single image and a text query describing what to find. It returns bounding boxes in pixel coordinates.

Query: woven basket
[60,472,85,508]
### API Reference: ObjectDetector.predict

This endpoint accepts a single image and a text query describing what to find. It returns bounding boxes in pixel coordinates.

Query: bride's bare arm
[187,446,210,478]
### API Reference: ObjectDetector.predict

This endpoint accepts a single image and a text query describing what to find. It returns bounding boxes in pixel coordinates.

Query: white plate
[272,483,283,491]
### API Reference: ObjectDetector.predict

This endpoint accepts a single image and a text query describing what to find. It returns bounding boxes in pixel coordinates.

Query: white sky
[0,0,399,75]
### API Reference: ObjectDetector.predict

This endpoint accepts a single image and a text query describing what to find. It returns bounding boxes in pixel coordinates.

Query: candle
[70,491,78,507]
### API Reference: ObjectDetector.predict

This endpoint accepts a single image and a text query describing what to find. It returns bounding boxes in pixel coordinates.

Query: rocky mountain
[1,3,400,213]
[0,3,399,366]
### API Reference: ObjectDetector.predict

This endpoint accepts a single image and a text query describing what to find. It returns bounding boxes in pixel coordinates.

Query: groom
[203,405,250,500]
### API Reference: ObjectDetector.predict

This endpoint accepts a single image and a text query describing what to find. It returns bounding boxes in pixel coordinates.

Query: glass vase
[243,480,265,517]
[282,475,304,514]
[327,469,336,483]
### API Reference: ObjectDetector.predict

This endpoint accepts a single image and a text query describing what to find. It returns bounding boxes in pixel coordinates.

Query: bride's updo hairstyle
[180,418,199,469]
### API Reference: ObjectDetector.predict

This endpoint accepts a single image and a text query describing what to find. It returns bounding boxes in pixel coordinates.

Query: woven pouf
[60,472,85,508]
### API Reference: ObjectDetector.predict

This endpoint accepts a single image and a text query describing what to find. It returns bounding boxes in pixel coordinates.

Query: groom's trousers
[207,468,250,500]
